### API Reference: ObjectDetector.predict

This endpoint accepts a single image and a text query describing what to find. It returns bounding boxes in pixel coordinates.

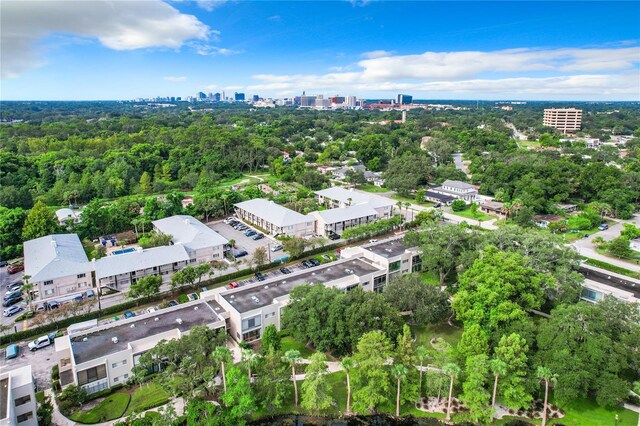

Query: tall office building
[213,92,221,101]
[252,95,260,102]
[396,94,413,105]
[543,108,582,133]
[299,95,317,107]
[235,92,245,101]
[197,92,206,100]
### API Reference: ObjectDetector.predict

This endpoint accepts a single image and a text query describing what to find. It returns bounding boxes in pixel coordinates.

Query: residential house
[314,187,394,218]
[533,214,564,228]
[55,208,80,225]
[0,365,37,426]
[152,215,228,264]
[479,201,506,217]
[234,199,315,237]
[431,180,478,203]
[364,171,385,187]
[423,190,456,206]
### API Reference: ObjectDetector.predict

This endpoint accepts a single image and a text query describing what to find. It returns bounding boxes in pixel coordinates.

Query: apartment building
[543,108,582,134]
[0,365,37,426]
[94,245,190,291]
[309,204,379,236]
[314,187,394,218]
[24,234,94,307]
[152,215,228,264]
[234,198,315,237]
[55,301,227,394]
[341,237,422,282]
[430,180,478,203]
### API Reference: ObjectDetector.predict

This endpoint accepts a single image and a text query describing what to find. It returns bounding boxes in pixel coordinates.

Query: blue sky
[1,1,639,100]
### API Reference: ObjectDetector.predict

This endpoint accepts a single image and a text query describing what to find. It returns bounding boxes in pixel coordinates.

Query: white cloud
[246,46,640,99]
[164,76,188,82]
[360,50,395,59]
[195,0,228,11]
[1,0,211,78]
[268,15,281,22]
[191,43,243,56]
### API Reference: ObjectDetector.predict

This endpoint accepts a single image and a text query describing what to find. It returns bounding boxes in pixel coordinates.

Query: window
[190,259,196,263]
[264,312,275,319]
[113,374,129,383]
[389,260,401,272]
[373,275,387,293]
[16,412,33,423]
[241,315,261,331]
[581,288,601,302]
[345,284,358,292]
[44,289,55,296]
[14,395,31,406]
[77,365,107,385]
[77,273,86,278]
[44,280,53,286]
[153,267,157,271]
[402,259,409,264]
[411,255,422,272]
[112,360,127,368]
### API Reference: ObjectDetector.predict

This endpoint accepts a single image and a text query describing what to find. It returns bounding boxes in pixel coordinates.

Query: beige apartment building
[543,108,582,133]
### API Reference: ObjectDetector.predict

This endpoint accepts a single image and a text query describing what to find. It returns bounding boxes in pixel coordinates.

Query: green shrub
[451,200,467,212]
[177,294,189,304]
[51,365,59,381]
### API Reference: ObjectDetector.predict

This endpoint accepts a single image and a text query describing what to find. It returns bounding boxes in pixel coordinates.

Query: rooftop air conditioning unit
[130,324,135,328]
[176,318,183,324]
[112,337,119,344]
[155,317,159,321]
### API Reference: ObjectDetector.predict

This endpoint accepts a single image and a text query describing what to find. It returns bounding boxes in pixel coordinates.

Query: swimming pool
[112,248,135,255]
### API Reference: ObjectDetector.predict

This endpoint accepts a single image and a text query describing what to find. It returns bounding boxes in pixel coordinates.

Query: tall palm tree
[22,275,33,311]
[489,358,507,412]
[340,356,355,414]
[396,200,403,215]
[391,364,408,417]
[536,366,557,426]
[404,202,412,221]
[212,346,232,394]
[443,363,461,422]
[282,349,302,407]
[241,348,260,383]
[415,346,430,398]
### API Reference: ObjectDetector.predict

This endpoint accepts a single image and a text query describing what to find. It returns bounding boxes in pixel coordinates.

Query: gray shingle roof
[315,187,394,209]
[441,180,476,190]
[234,199,314,227]
[152,215,228,252]
[94,245,190,280]
[310,203,378,224]
[24,234,92,282]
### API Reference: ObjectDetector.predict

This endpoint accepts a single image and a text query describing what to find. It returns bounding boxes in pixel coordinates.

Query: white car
[3,306,23,317]
[28,335,52,351]
[146,307,157,314]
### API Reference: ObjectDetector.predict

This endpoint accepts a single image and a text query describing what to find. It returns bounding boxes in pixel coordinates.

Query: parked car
[0,260,7,268]
[253,233,265,240]
[584,234,590,238]
[598,224,609,231]
[245,230,257,237]
[2,296,22,307]
[7,263,24,274]
[47,300,60,310]
[328,233,340,240]
[229,220,239,226]
[7,281,23,292]
[369,239,378,243]
[73,295,84,302]
[321,254,332,261]
[28,334,55,351]
[271,244,283,252]
[146,307,157,314]
[227,282,239,289]
[123,310,135,318]
[309,259,320,267]
[86,289,95,298]
[168,300,178,307]
[188,293,199,301]
[235,250,248,258]
[301,260,312,268]
[4,289,22,300]
[3,305,23,317]
[5,344,19,360]
[280,267,292,274]
[255,272,266,281]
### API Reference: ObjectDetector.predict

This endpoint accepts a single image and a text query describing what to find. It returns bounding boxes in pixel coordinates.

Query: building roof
[481,201,504,211]
[315,187,394,209]
[310,203,378,224]
[152,215,228,252]
[234,199,313,227]
[533,214,564,223]
[364,237,414,259]
[55,208,77,222]
[94,245,190,280]
[69,301,221,364]
[424,190,456,203]
[221,257,384,313]
[24,234,92,282]
[441,180,476,190]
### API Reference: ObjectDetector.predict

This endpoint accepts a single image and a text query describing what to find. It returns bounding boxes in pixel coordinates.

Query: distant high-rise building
[253,95,260,102]
[213,92,221,101]
[197,92,206,100]
[346,96,357,107]
[300,95,317,107]
[543,108,582,134]
[235,92,245,101]
[329,96,346,104]
[397,94,412,104]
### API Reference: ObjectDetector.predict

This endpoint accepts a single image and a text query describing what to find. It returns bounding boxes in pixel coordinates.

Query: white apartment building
[152,215,228,264]
[431,180,478,203]
[55,301,227,394]
[543,108,582,134]
[314,187,394,218]
[0,365,37,426]
[309,204,379,236]
[234,199,315,237]
[24,234,94,307]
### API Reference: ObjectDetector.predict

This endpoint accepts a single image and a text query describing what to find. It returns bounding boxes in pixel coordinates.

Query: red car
[8,263,24,274]
[227,282,239,289]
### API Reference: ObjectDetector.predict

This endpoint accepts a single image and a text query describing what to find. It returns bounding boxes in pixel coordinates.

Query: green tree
[536,366,557,426]
[607,236,633,258]
[139,172,152,194]
[252,247,268,268]
[457,322,489,362]
[352,330,393,413]
[282,349,303,407]
[127,275,162,301]
[383,273,450,326]
[391,364,409,417]
[416,346,431,398]
[0,207,26,260]
[282,237,308,258]
[219,366,256,426]
[212,346,233,394]
[241,348,260,383]
[394,325,419,405]
[443,363,462,422]
[22,200,58,241]
[414,189,426,204]
[461,354,493,424]
[494,333,532,410]
[260,324,281,353]
[301,352,334,413]
[340,356,356,414]
[451,200,467,212]
[489,358,507,414]
[185,398,218,426]
[255,348,290,412]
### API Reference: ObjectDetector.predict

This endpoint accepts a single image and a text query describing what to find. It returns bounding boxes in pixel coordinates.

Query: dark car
[255,272,266,281]
[235,250,248,258]
[0,260,7,268]
[168,300,178,307]
[309,259,321,267]
[328,233,340,241]
[245,230,257,237]
[123,310,135,319]
[280,267,292,274]
[73,295,84,302]
[4,289,22,300]
[2,296,23,307]
[253,233,265,240]
[301,260,312,268]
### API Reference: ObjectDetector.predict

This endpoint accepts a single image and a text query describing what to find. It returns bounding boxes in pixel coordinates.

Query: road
[570,215,640,271]
[451,152,470,177]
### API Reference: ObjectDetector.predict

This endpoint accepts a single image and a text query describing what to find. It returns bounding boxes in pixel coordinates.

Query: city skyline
[1,1,639,101]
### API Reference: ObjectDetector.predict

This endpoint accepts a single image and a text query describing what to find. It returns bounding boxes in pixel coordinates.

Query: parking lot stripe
[22,319,28,330]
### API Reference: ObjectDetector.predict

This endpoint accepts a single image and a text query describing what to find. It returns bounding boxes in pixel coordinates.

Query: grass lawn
[391,193,435,207]
[583,257,640,280]
[596,247,640,262]
[450,208,495,221]
[280,336,315,358]
[70,392,130,424]
[552,397,638,426]
[421,272,440,286]
[520,140,542,149]
[412,323,463,349]
[358,184,390,193]
[314,253,337,264]
[125,383,170,415]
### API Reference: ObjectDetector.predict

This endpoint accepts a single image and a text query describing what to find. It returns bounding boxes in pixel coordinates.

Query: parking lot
[2,336,56,390]
[1,266,26,333]
[208,219,290,263]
